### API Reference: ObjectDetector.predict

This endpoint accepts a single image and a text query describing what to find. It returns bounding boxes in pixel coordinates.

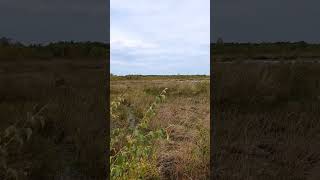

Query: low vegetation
[212,44,320,179]
[0,52,107,179]
[110,76,210,179]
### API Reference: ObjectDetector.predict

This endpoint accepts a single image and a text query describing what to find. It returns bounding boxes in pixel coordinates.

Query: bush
[110,89,168,179]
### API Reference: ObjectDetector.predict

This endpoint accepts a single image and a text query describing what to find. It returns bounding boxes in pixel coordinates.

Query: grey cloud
[1,0,107,15]
[212,0,320,42]
[0,0,109,43]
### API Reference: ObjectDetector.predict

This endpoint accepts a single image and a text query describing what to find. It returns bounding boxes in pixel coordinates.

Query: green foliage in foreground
[110,89,168,179]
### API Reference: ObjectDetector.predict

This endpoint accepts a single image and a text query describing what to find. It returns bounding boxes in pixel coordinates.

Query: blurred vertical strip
[210,0,217,178]
[106,0,111,179]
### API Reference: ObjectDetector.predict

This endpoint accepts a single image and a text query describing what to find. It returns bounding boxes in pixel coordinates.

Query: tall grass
[110,89,168,179]
[0,59,107,179]
[212,61,320,179]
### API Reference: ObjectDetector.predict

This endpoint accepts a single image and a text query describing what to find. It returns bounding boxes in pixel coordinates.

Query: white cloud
[111,30,157,49]
[111,0,210,75]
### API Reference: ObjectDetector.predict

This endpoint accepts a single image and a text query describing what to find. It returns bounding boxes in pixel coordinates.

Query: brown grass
[213,61,320,180]
[111,77,210,179]
[0,58,106,179]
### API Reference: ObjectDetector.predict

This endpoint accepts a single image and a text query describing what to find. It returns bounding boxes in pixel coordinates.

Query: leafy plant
[110,88,168,179]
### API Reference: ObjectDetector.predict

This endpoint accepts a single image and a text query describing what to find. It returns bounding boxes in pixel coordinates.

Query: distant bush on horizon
[0,37,109,60]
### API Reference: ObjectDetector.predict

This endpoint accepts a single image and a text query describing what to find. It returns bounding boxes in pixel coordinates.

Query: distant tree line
[211,41,320,60]
[0,37,109,60]
[211,41,320,53]
[110,74,209,81]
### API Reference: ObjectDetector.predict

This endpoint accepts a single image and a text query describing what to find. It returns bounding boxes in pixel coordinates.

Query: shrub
[110,88,168,179]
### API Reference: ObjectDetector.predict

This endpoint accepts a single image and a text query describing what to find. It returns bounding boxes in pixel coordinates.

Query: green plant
[110,88,168,179]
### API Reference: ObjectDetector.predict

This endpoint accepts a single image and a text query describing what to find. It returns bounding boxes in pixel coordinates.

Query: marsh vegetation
[0,42,107,179]
[212,43,320,180]
[110,75,210,179]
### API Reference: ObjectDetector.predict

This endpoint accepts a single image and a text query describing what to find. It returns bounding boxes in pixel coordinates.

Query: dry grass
[213,61,320,180]
[111,77,210,179]
[0,58,106,179]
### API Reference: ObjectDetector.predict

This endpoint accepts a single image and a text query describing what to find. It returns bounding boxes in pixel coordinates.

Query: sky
[1,0,319,44]
[212,0,320,43]
[0,0,108,44]
[2,0,319,73]
[111,0,210,75]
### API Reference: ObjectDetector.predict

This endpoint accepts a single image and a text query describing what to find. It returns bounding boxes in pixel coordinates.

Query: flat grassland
[110,75,210,179]
[213,43,320,180]
[0,58,106,179]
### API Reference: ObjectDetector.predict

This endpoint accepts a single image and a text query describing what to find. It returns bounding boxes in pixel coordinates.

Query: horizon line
[111,74,210,76]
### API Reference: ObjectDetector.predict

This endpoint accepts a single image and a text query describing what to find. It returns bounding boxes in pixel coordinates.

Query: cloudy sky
[0,0,108,44]
[213,0,320,43]
[111,0,210,75]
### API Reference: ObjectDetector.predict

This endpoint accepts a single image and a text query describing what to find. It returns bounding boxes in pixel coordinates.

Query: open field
[212,44,320,180]
[0,58,106,179]
[110,76,210,179]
